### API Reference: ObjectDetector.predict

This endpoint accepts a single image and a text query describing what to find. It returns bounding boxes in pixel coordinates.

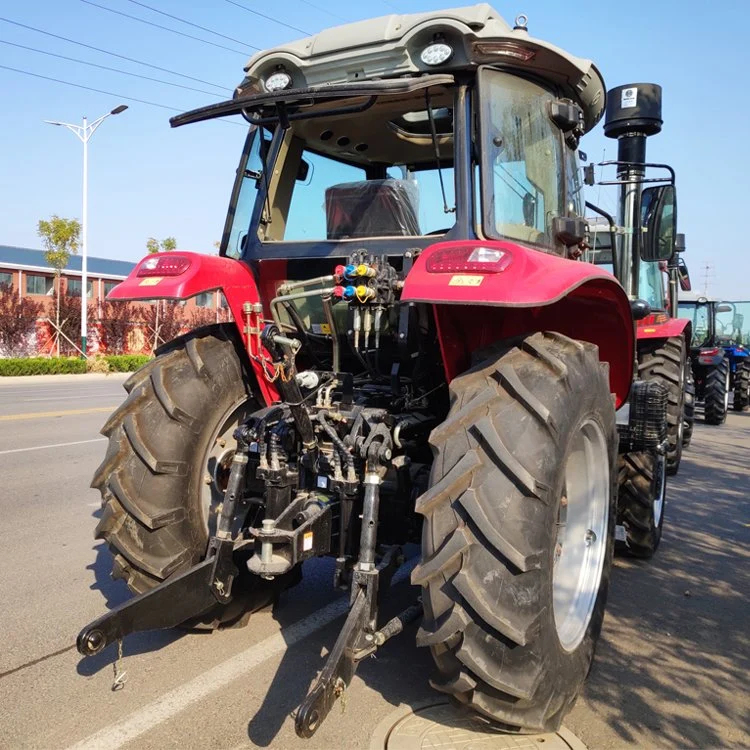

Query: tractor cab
[174,7,603,267]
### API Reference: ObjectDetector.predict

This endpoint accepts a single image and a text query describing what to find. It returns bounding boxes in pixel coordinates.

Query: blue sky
[1,0,748,298]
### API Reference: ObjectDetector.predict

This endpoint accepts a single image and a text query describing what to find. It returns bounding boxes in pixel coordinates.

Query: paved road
[0,375,748,749]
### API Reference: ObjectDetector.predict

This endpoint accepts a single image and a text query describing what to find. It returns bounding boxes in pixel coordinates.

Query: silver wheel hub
[653,453,666,528]
[201,398,254,535]
[553,419,609,653]
[724,368,730,410]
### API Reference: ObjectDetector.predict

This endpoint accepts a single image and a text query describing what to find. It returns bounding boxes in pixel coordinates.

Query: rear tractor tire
[413,331,617,733]
[616,452,666,558]
[704,358,730,425]
[732,361,750,412]
[638,337,686,475]
[92,325,293,628]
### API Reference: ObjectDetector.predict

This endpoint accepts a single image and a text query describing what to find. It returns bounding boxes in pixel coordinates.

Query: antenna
[701,263,715,296]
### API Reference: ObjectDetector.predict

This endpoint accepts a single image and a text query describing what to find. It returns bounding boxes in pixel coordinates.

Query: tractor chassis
[77,394,422,738]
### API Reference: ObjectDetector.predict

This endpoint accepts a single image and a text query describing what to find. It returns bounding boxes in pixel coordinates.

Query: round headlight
[265,71,292,92]
[420,42,453,66]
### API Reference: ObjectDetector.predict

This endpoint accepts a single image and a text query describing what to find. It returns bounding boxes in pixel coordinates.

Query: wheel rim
[553,418,610,653]
[653,453,666,527]
[201,397,255,535]
[724,368,730,411]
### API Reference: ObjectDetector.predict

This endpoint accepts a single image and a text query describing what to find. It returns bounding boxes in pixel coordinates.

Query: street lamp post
[44,105,128,356]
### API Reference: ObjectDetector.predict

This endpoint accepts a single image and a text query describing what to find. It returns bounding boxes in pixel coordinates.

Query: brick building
[0,244,227,354]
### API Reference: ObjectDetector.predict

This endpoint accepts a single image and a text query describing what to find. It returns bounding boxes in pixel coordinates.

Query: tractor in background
[585,86,690,479]
[75,5,675,737]
[719,301,750,410]
[678,296,750,421]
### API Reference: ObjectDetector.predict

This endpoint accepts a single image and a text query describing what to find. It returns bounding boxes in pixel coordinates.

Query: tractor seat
[325,179,421,239]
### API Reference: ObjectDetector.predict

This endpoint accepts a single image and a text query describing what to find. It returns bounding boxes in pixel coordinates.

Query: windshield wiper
[425,89,455,215]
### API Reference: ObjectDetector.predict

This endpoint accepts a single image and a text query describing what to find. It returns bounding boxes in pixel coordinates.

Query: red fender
[108,252,277,405]
[402,240,634,408]
[636,315,690,341]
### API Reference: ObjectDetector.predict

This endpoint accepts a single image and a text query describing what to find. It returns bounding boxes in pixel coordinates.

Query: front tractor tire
[638,337,686,475]
[92,325,281,627]
[616,452,666,558]
[733,361,750,412]
[413,332,617,733]
[704,358,730,425]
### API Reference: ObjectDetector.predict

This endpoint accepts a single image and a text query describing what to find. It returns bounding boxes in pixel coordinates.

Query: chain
[111,638,127,691]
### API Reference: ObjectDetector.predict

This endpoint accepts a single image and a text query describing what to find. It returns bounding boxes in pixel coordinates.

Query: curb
[0,372,131,385]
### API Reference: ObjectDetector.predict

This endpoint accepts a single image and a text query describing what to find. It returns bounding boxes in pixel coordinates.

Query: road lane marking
[0,438,107,455]
[66,558,418,750]
[21,396,118,402]
[0,406,115,421]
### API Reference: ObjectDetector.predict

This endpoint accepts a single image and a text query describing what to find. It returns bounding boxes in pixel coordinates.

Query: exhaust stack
[604,84,663,297]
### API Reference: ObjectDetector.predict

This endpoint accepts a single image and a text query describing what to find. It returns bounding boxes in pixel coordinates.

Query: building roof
[0,244,135,279]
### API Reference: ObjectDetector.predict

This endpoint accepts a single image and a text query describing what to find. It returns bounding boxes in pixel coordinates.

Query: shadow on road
[245,555,432,747]
[73,414,750,747]
[76,510,186,677]
[574,416,750,747]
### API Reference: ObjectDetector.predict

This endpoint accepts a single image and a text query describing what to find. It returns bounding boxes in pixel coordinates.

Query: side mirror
[640,184,677,262]
[553,216,586,247]
[674,232,686,253]
[677,257,691,291]
[716,304,733,313]
[631,299,652,321]
[297,158,311,183]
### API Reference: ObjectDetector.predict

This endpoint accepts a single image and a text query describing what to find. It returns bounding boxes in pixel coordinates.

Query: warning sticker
[311,323,331,335]
[138,276,163,286]
[303,531,314,551]
[621,87,638,109]
[448,275,483,287]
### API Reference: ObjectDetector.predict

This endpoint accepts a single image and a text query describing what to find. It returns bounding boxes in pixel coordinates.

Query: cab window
[479,69,564,252]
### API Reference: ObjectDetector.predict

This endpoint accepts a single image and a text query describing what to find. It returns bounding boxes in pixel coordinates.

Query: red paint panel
[636,317,690,340]
[402,240,621,306]
[404,241,634,407]
[108,252,277,404]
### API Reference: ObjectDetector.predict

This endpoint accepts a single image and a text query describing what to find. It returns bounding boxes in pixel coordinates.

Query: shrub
[86,356,111,374]
[104,354,151,372]
[0,354,150,376]
[0,357,87,376]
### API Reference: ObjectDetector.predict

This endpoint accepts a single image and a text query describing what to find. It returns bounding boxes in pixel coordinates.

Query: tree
[51,287,94,356]
[142,300,183,351]
[99,300,140,354]
[188,307,216,330]
[0,283,44,356]
[146,237,177,254]
[37,215,81,355]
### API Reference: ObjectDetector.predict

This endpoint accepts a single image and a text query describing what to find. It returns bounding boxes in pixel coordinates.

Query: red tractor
[585,86,692,477]
[77,6,673,736]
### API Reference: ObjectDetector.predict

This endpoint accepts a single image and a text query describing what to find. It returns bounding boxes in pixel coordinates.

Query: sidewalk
[0,372,131,385]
